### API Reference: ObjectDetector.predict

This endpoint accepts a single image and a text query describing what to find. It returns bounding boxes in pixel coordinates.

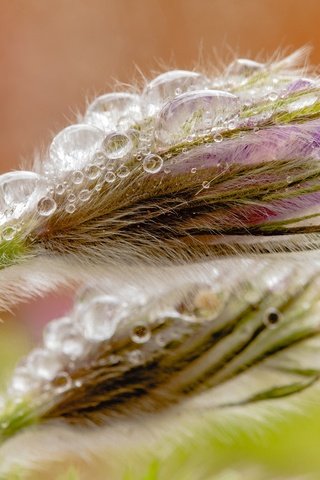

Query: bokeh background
[2,1,320,478]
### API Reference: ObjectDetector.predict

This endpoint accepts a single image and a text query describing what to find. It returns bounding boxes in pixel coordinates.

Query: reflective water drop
[65,203,76,214]
[213,133,223,143]
[103,132,133,160]
[117,165,130,178]
[44,316,88,360]
[52,372,72,393]
[78,189,91,202]
[37,196,57,216]
[142,70,209,116]
[142,154,163,174]
[191,167,197,174]
[71,170,84,185]
[227,120,236,130]
[2,226,16,241]
[26,348,64,380]
[85,164,101,180]
[154,90,240,146]
[49,124,104,171]
[263,307,282,329]
[128,350,145,365]
[76,295,125,341]
[268,91,278,101]
[8,367,40,396]
[225,58,264,77]
[85,92,142,132]
[131,323,151,344]
[202,181,210,189]
[104,171,116,183]
[55,184,65,195]
[0,171,44,224]
[67,193,76,202]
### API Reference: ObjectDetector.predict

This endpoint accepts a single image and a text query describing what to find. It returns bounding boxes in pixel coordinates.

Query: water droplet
[78,189,91,202]
[85,92,142,132]
[263,307,282,329]
[225,58,264,77]
[0,171,44,224]
[202,181,210,189]
[65,203,76,214]
[85,164,101,180]
[191,167,197,174]
[102,132,133,160]
[287,94,318,113]
[131,323,151,344]
[213,133,223,143]
[117,165,130,178]
[142,154,163,173]
[268,91,278,101]
[154,90,240,146]
[49,124,104,172]
[142,70,209,116]
[37,196,57,216]
[128,350,145,365]
[71,170,84,185]
[228,120,236,130]
[2,226,16,241]
[76,295,125,341]
[44,316,89,359]
[52,372,72,394]
[55,184,65,195]
[8,367,40,396]
[26,348,64,380]
[67,193,76,203]
[104,171,116,183]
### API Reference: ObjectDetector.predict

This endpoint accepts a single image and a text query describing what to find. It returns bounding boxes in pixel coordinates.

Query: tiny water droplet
[67,193,76,203]
[78,189,91,202]
[263,307,282,329]
[52,372,72,394]
[117,165,130,178]
[143,154,163,173]
[268,91,278,101]
[76,295,125,341]
[128,350,145,365]
[103,132,133,160]
[2,226,16,241]
[213,133,223,143]
[37,197,57,216]
[71,170,84,185]
[85,164,101,180]
[131,323,151,344]
[105,171,116,183]
[55,184,65,195]
[191,167,197,174]
[65,203,75,213]
[202,181,210,189]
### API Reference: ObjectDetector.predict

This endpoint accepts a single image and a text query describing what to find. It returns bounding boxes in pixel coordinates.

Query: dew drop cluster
[1,54,317,233]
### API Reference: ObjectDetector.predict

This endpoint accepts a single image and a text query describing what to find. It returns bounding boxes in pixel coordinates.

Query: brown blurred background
[0,0,320,339]
[1,0,320,174]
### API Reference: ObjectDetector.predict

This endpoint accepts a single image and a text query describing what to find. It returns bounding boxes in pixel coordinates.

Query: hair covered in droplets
[2,47,320,477]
